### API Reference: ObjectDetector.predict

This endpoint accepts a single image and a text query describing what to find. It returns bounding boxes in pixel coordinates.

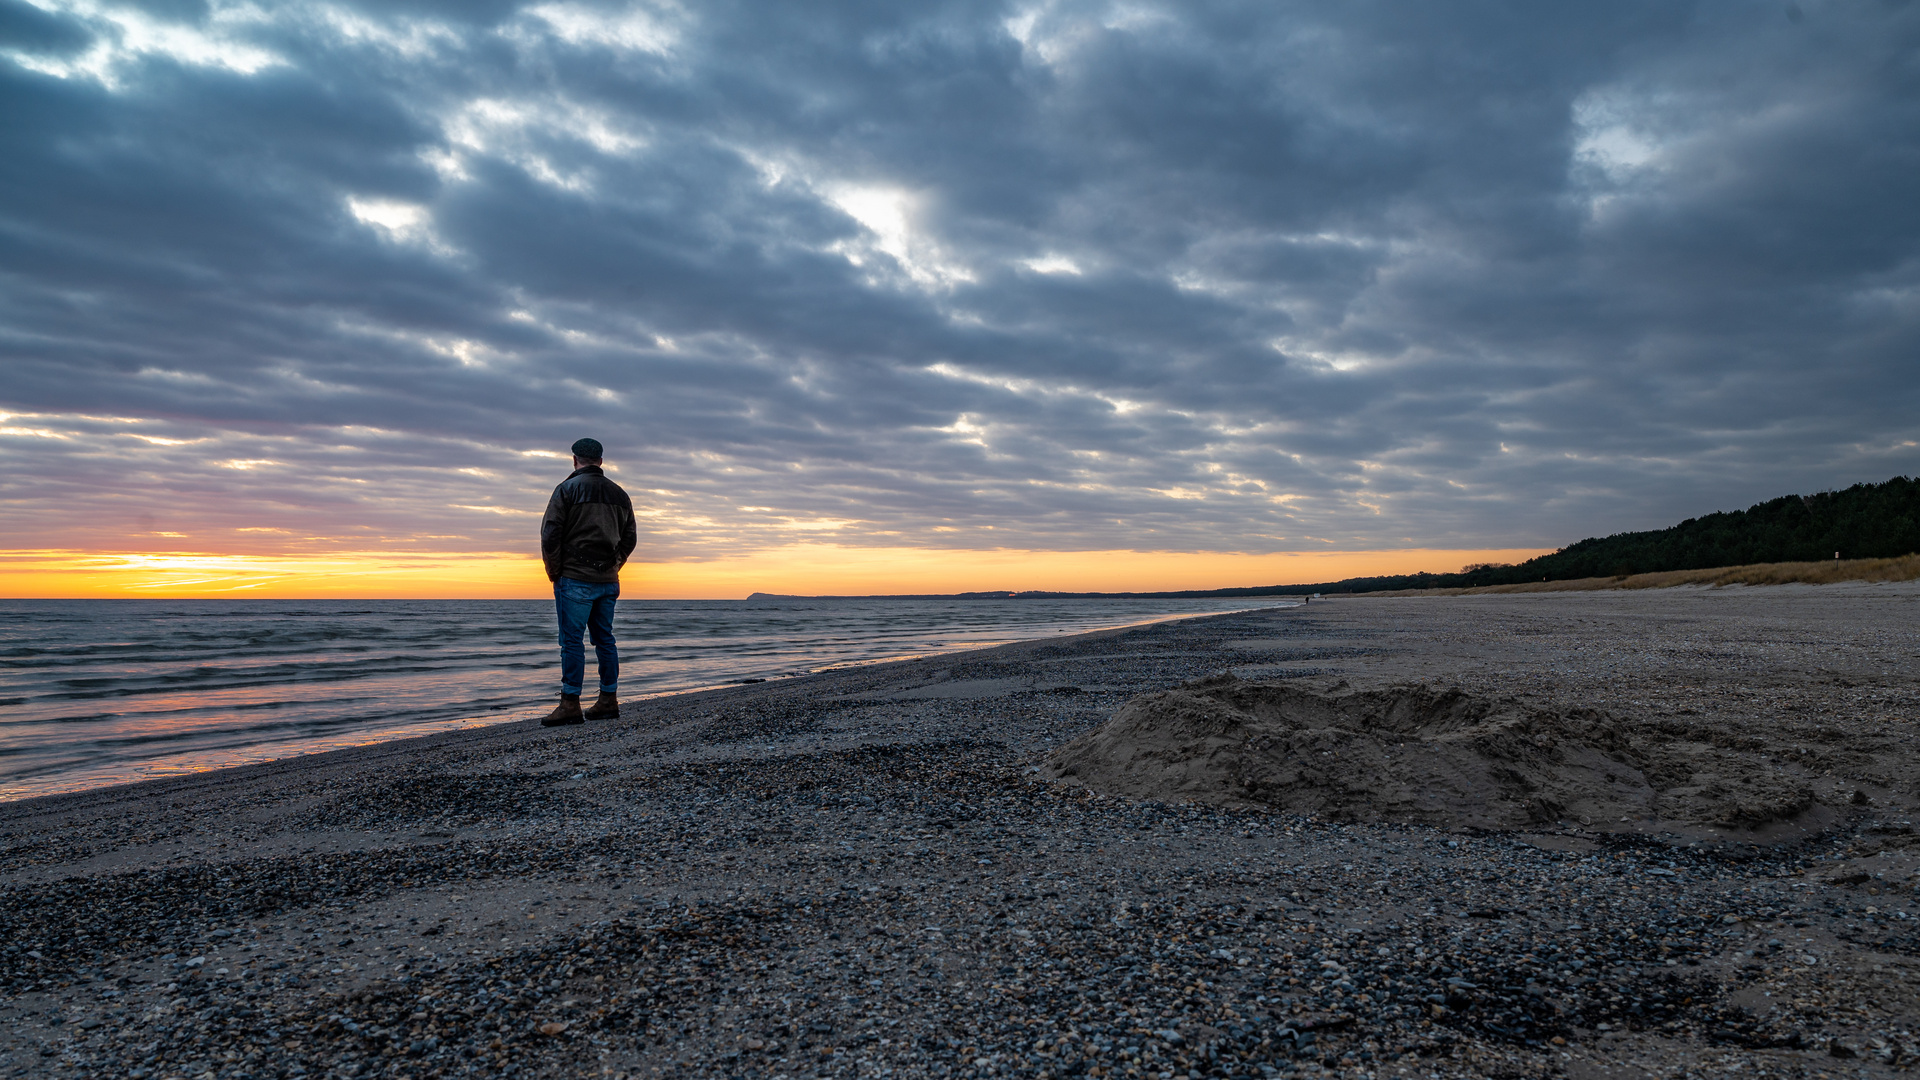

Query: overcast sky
[3,0,1917,567]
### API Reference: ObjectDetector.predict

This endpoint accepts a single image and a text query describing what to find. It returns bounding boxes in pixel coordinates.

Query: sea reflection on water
[0,596,1293,801]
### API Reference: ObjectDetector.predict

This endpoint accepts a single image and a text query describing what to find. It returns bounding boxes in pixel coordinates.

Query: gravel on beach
[1,584,1918,1080]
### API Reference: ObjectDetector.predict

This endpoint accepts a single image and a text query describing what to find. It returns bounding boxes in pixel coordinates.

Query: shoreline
[0,610,1199,816]
[2,586,1916,1079]
[3,595,1290,807]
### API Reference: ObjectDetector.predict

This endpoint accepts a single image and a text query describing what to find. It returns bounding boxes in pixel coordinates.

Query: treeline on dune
[1026,474,1920,598]
[1449,474,1920,585]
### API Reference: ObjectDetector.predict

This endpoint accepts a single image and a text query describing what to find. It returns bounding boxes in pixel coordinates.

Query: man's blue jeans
[554,577,619,696]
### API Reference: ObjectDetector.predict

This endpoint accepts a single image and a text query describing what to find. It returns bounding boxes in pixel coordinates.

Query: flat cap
[570,437,604,460]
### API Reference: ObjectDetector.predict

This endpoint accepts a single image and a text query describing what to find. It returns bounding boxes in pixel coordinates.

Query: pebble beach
[2,583,1917,1080]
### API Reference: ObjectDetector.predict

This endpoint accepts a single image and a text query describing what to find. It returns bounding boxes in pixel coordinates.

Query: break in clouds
[2,0,1917,562]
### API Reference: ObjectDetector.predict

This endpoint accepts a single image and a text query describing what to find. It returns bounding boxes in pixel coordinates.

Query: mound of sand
[1047,676,1824,832]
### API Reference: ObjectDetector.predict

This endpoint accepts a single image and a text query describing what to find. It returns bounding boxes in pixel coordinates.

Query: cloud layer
[3,0,1917,565]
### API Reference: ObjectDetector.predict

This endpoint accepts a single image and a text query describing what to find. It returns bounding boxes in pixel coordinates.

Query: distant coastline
[746,586,1314,600]
[752,475,1919,601]
[749,552,1920,602]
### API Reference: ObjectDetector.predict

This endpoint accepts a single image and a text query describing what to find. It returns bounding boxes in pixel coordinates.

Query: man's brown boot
[584,691,620,720]
[539,694,584,727]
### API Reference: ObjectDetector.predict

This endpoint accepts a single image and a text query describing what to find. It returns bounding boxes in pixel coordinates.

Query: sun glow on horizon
[0,545,1555,599]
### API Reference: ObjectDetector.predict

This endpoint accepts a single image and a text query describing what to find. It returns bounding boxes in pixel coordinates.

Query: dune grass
[1363,553,1920,597]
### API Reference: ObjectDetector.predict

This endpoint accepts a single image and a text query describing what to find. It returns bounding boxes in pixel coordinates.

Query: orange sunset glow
[0,546,1554,599]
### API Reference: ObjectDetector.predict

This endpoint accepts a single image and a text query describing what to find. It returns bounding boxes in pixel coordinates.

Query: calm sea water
[0,597,1293,802]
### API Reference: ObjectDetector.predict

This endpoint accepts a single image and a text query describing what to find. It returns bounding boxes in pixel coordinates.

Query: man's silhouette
[537,437,636,726]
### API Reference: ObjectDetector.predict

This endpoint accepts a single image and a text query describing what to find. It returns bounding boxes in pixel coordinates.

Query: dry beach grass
[1,582,1918,1080]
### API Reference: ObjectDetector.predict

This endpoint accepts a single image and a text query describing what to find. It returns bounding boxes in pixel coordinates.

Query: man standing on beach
[538,437,637,727]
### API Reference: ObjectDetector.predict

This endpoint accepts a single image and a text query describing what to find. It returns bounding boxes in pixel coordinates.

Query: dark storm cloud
[2,0,1916,563]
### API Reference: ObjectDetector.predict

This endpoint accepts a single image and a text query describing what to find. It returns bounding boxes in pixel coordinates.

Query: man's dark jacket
[541,465,637,583]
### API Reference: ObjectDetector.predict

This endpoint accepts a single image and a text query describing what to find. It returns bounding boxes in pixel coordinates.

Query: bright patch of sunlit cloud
[418,335,503,369]
[1022,254,1082,275]
[345,196,458,255]
[135,366,218,385]
[316,5,461,59]
[1272,339,1371,373]
[559,379,624,404]
[432,96,648,192]
[925,362,1046,395]
[345,197,425,231]
[926,363,1155,423]
[1003,7,1040,45]
[519,2,681,56]
[828,185,974,290]
[456,97,649,159]
[5,410,207,444]
[5,0,283,88]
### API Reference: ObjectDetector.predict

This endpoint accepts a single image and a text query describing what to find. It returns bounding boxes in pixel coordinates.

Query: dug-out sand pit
[1047,675,1828,832]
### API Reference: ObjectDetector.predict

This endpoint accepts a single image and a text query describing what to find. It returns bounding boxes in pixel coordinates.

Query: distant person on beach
[538,437,637,727]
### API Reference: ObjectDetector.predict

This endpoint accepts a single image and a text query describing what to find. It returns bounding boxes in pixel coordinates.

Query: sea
[0,596,1295,802]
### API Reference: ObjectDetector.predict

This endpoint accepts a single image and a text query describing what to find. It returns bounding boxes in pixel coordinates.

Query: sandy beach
[2,583,1917,1080]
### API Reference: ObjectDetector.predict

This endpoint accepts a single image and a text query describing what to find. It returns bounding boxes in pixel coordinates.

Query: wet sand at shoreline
[2,583,1917,1079]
